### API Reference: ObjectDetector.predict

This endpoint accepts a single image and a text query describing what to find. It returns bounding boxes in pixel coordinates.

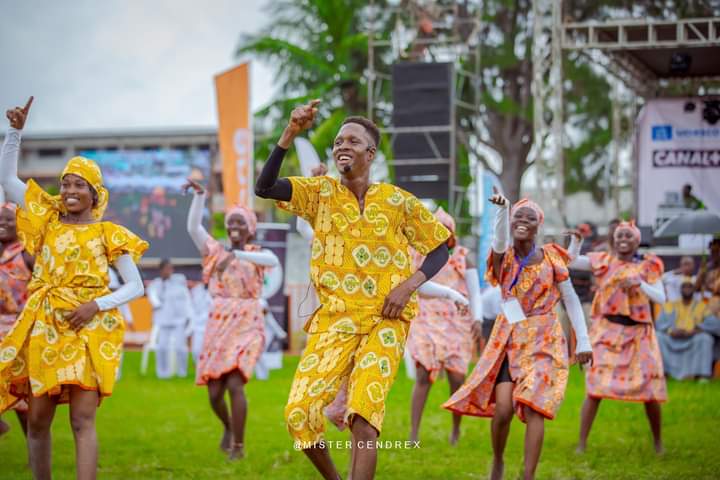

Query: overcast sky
[0,0,274,133]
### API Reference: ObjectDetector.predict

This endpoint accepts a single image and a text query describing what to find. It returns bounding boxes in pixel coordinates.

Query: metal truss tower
[365,1,482,219]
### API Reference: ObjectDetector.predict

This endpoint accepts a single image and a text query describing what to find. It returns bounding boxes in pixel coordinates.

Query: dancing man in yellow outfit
[256,100,451,480]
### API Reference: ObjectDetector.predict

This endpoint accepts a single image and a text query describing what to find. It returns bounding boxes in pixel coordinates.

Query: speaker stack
[391,62,454,199]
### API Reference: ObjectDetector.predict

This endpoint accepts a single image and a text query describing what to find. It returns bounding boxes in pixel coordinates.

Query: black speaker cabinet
[391,62,453,199]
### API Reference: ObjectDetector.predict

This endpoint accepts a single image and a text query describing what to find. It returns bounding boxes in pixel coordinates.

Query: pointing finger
[309,99,321,108]
[23,96,34,114]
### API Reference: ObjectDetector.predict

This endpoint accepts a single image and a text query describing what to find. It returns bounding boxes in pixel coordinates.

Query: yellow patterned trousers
[285,319,408,445]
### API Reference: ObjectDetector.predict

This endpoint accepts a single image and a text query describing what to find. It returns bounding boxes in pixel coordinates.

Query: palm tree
[237,0,379,173]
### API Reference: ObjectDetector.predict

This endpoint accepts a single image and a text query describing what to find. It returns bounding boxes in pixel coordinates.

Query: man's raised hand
[287,99,320,136]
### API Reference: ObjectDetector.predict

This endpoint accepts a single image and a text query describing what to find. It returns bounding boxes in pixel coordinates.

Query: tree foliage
[236,0,372,180]
[237,0,719,210]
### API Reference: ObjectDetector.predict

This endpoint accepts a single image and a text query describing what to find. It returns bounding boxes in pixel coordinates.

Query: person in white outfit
[662,256,696,302]
[189,282,211,365]
[147,259,194,378]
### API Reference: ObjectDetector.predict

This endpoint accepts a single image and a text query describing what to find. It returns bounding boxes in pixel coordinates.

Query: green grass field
[1,351,719,479]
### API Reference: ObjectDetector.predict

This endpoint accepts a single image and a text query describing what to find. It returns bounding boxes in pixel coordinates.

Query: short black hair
[159,258,172,269]
[342,116,380,148]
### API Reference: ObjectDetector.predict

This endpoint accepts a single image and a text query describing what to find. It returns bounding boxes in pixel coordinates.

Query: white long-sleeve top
[417,280,469,305]
[557,279,592,353]
[0,127,144,311]
[107,267,134,325]
[186,190,279,267]
[147,273,194,327]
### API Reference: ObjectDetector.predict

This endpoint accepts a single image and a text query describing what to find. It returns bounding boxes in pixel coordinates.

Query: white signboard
[636,98,720,228]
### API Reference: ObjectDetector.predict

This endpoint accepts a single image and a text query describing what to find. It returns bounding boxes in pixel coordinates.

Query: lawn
[1,352,718,479]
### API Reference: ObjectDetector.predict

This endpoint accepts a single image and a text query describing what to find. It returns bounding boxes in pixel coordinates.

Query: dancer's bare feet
[0,419,10,438]
[449,428,460,446]
[575,442,586,454]
[220,429,232,453]
[228,442,245,461]
[490,459,504,480]
[654,441,664,455]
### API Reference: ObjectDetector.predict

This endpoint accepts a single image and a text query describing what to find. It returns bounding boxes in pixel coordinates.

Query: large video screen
[80,149,211,259]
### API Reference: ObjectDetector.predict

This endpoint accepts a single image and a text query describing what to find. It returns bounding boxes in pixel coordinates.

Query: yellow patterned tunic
[0,180,148,410]
[278,176,450,334]
[278,176,450,443]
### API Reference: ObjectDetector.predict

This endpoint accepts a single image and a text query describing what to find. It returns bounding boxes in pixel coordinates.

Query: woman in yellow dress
[0,98,148,480]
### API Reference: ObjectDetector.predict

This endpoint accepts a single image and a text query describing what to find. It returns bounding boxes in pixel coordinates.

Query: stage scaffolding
[366,2,720,228]
[365,1,482,221]
[532,7,720,224]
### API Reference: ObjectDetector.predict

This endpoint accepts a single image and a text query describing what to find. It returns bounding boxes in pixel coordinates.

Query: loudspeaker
[391,62,453,199]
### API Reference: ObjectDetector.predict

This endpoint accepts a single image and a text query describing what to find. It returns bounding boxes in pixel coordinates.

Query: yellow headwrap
[59,156,109,220]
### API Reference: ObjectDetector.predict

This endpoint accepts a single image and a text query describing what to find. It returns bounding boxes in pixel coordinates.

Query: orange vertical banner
[214,63,253,207]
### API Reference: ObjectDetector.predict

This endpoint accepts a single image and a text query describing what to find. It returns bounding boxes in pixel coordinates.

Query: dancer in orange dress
[0,200,33,440]
[406,207,483,445]
[184,178,279,460]
[569,221,667,454]
[443,190,592,480]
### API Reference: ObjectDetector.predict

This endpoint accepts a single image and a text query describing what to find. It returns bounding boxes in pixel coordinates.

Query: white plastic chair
[140,324,160,376]
[141,323,181,376]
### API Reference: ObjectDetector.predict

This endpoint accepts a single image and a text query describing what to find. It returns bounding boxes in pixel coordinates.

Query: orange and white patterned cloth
[0,241,31,412]
[0,180,147,411]
[584,252,667,402]
[406,246,472,382]
[0,242,30,338]
[277,176,449,443]
[195,238,266,385]
[443,244,571,422]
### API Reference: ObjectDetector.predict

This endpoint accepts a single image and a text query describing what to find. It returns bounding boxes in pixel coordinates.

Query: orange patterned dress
[195,238,266,385]
[406,246,472,382]
[0,242,30,339]
[585,252,667,402]
[443,244,571,422]
[0,242,31,412]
